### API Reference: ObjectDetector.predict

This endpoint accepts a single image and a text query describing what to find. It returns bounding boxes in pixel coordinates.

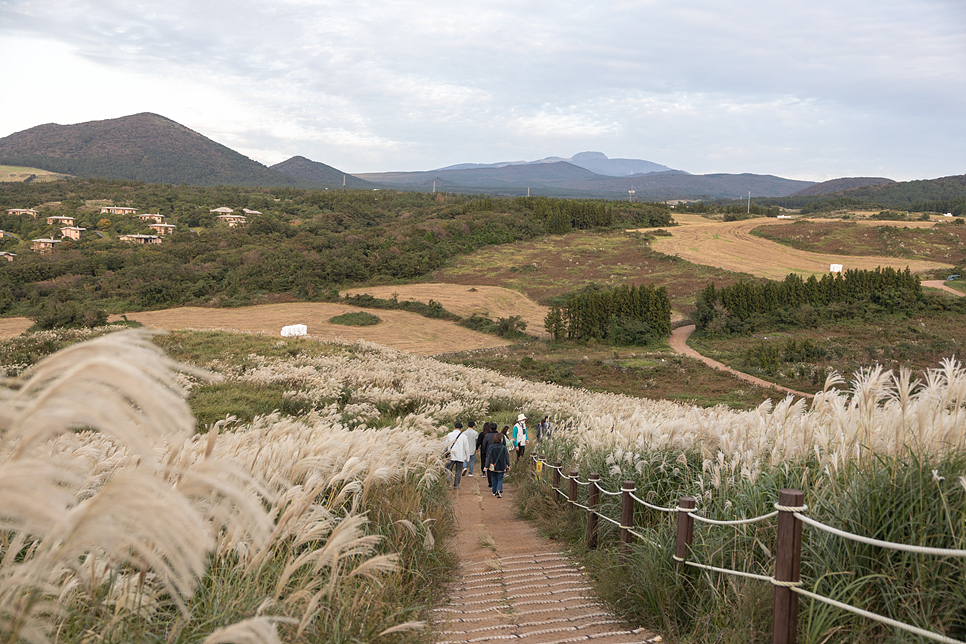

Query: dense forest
[544,283,672,346]
[0,179,674,323]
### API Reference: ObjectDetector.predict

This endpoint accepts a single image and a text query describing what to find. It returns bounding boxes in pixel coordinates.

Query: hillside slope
[0,113,317,187]
[789,177,895,196]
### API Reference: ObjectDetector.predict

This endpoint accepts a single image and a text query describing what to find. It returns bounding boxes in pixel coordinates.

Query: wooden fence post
[587,473,600,550]
[569,470,578,508]
[674,496,696,573]
[552,462,561,492]
[620,480,635,563]
[773,489,804,644]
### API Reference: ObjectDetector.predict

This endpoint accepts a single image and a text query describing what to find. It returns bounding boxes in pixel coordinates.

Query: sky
[1,0,964,181]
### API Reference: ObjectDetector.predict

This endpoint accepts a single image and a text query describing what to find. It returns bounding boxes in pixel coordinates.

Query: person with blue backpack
[486,433,511,498]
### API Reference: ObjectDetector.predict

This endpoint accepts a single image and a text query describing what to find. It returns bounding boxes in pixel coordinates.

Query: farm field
[109,302,514,355]
[649,214,952,280]
[0,165,72,182]
[750,219,966,265]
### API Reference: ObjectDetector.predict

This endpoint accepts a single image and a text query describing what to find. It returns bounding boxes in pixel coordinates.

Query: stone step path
[432,471,661,644]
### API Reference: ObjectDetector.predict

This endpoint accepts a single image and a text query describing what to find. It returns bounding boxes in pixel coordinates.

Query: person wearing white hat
[511,413,528,463]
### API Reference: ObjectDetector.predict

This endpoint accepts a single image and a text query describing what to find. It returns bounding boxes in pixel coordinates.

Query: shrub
[329,311,381,326]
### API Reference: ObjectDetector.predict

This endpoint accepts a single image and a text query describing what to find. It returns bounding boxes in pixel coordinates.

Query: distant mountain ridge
[356,162,813,199]
[0,113,319,187]
[437,151,678,177]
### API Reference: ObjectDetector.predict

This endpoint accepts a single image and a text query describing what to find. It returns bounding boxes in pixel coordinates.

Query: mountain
[788,177,895,197]
[436,151,677,177]
[0,113,318,187]
[835,174,966,206]
[357,162,812,199]
[270,155,378,188]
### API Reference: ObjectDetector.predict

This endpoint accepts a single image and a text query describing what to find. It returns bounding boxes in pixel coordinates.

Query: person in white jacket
[448,422,473,489]
[511,413,528,463]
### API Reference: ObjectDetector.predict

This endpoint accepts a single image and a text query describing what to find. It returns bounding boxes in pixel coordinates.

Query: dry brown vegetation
[649,214,952,280]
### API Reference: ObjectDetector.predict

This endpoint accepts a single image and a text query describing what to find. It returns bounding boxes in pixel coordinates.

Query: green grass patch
[329,311,381,326]
[189,381,316,428]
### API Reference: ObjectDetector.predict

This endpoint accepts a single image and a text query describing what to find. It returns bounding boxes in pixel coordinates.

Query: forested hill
[838,174,966,205]
[0,113,319,188]
[789,177,895,196]
[271,156,378,188]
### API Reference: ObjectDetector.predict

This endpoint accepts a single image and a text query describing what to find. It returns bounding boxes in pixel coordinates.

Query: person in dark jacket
[479,423,499,489]
[486,433,511,498]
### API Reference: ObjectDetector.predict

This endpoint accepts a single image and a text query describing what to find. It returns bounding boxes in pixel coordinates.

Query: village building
[0,252,16,262]
[217,213,247,228]
[118,234,162,245]
[100,206,137,215]
[137,213,166,224]
[209,207,234,214]
[148,223,177,235]
[241,208,262,215]
[32,238,61,253]
[6,208,38,217]
[60,227,86,241]
[46,215,75,226]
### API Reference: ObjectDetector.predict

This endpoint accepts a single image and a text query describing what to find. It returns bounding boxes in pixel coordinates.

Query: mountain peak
[572,151,608,161]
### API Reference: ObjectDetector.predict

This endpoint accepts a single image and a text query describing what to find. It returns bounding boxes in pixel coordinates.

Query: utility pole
[747,191,751,213]
[628,190,635,202]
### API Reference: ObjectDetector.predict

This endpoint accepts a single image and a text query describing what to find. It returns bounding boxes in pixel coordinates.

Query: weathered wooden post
[674,496,696,572]
[552,462,561,492]
[773,489,804,644]
[587,473,600,550]
[620,480,635,563]
[569,470,578,508]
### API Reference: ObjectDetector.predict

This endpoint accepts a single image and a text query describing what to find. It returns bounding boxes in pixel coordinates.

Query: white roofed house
[60,227,86,241]
[209,207,234,215]
[6,208,38,218]
[100,206,137,216]
[148,223,177,235]
[217,214,247,228]
[32,238,61,253]
[137,213,166,224]
[118,234,162,245]
[241,208,262,215]
[46,215,75,226]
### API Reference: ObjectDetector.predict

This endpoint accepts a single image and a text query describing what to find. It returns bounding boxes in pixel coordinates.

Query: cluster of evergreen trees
[695,268,923,333]
[544,283,671,346]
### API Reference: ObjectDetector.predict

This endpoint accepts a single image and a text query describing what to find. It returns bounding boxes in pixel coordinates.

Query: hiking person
[463,421,479,477]
[445,422,471,488]
[512,413,528,463]
[486,433,511,498]
[480,422,499,488]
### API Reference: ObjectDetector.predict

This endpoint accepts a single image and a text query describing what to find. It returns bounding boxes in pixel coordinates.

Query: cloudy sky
[1,0,963,181]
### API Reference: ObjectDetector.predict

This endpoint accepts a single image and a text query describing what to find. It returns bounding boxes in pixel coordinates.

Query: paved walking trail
[669,324,814,399]
[432,472,661,644]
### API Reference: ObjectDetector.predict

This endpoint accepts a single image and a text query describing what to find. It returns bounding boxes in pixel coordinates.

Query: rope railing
[529,454,966,644]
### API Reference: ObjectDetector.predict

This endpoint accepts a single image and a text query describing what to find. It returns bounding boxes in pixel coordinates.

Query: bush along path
[432,470,662,644]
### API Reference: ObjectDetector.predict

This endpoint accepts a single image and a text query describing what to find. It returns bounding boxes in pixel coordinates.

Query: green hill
[0,113,319,188]
[270,156,378,189]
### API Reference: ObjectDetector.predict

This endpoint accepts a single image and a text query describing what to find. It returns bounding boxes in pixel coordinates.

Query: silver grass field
[1,327,964,643]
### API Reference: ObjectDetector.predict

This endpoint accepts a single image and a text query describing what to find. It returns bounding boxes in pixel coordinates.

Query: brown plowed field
[650,214,952,280]
[107,303,514,356]
[342,284,550,339]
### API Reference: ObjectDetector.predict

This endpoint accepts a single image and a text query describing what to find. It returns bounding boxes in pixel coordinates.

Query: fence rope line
[689,510,779,526]
[628,492,676,513]
[791,586,966,644]
[794,513,966,557]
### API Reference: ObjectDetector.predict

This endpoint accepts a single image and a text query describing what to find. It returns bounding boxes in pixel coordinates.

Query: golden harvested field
[650,214,952,280]
[0,318,32,338]
[342,283,550,338]
[106,303,513,355]
[0,165,72,183]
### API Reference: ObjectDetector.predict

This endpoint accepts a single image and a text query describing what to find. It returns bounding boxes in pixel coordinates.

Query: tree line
[544,283,671,346]
[694,268,923,334]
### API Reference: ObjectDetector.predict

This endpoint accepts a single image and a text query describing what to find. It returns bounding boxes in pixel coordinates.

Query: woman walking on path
[486,433,511,498]
[511,413,528,463]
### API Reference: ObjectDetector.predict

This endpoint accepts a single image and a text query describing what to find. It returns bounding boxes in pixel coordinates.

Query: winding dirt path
[649,215,951,280]
[434,473,661,644]
[669,325,813,399]
[922,280,965,297]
